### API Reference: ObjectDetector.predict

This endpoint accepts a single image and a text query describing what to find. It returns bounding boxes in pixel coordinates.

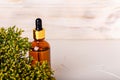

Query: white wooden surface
[1,0,120,80]
[50,40,120,80]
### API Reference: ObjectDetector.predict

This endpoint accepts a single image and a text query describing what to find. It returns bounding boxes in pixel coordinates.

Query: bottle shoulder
[31,39,50,48]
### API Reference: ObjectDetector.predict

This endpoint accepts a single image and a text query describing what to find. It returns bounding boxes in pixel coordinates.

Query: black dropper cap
[35,18,42,31]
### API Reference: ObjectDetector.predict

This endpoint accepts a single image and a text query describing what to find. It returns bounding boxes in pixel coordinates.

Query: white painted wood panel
[0,0,120,39]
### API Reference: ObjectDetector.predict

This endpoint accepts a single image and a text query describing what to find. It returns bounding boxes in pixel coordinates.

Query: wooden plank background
[0,0,120,40]
[2,1,120,80]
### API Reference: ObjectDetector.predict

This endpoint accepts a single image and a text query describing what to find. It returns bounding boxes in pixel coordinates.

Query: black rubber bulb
[36,18,42,31]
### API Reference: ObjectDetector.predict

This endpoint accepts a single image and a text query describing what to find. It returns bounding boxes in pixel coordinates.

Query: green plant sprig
[0,26,55,80]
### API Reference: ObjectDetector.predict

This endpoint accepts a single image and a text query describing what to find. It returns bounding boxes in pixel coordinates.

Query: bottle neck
[34,38,45,41]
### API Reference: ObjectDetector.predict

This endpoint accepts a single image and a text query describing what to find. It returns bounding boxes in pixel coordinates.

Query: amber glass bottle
[29,18,50,66]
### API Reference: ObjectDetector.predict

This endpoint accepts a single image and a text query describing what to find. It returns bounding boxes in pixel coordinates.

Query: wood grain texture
[0,0,120,40]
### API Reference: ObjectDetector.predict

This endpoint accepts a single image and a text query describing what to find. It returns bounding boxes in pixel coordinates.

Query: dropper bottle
[29,18,50,65]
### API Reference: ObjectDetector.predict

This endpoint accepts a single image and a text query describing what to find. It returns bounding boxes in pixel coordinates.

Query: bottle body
[29,39,50,65]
